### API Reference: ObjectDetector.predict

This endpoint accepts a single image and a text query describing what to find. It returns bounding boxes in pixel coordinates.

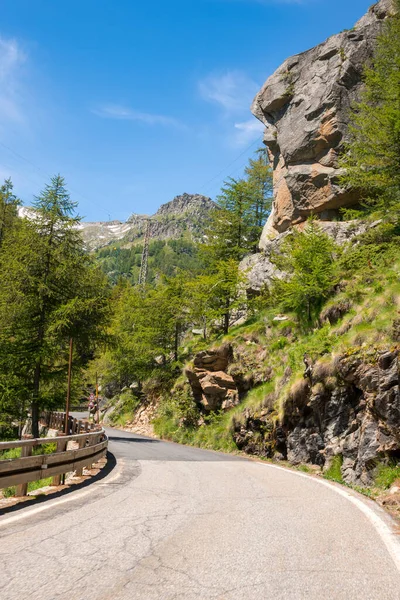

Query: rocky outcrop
[252,0,393,238]
[185,345,239,412]
[232,347,400,486]
[75,193,216,251]
[243,219,369,293]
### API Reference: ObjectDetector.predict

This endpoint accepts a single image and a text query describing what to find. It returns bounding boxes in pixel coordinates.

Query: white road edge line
[261,461,400,574]
[0,459,124,528]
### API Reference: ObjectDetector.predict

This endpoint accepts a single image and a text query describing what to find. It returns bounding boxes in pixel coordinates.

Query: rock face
[185,345,239,412]
[76,193,216,251]
[233,348,400,486]
[252,0,393,238]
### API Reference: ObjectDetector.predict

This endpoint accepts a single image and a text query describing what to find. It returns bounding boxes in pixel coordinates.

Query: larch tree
[0,178,21,248]
[340,0,400,214]
[0,175,110,437]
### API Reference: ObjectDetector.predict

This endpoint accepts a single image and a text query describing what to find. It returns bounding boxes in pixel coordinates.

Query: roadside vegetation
[0,1,400,515]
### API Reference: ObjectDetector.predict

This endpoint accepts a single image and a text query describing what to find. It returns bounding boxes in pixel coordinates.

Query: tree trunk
[31,361,41,438]
[202,316,207,340]
[307,299,311,322]
[223,297,230,335]
[174,321,180,362]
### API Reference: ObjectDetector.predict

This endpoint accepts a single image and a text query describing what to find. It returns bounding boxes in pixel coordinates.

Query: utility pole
[139,220,151,286]
[96,371,99,425]
[64,338,73,435]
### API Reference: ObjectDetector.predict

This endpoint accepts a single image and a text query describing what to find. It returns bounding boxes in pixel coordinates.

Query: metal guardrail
[0,412,108,497]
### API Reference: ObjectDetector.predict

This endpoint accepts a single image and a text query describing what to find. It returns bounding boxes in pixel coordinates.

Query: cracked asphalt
[1,424,400,600]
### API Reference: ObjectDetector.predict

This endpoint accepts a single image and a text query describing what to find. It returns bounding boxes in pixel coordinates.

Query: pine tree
[245,147,273,242]
[340,1,400,213]
[0,175,110,437]
[0,178,21,248]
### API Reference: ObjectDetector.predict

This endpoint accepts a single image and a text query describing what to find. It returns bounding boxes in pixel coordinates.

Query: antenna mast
[139,220,151,286]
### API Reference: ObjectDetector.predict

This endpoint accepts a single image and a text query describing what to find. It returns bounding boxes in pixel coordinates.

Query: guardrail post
[51,433,67,486]
[15,444,32,497]
[75,434,86,477]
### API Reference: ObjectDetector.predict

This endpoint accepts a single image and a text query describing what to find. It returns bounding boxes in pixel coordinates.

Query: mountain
[77,193,216,251]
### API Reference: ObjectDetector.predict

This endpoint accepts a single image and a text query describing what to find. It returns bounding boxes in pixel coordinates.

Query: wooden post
[64,337,73,435]
[75,435,85,477]
[96,372,100,426]
[52,434,67,486]
[15,444,32,497]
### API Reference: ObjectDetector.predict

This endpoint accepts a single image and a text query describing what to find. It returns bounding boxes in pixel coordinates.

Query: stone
[252,0,393,237]
[186,344,239,412]
[193,344,233,372]
[233,347,399,485]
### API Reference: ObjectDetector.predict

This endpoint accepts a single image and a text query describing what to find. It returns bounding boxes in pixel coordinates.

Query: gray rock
[252,0,393,237]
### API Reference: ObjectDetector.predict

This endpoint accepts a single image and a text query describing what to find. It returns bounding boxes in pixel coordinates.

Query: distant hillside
[96,237,204,285]
[78,193,216,251]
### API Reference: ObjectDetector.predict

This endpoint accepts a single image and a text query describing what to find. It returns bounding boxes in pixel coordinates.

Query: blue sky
[0,0,373,221]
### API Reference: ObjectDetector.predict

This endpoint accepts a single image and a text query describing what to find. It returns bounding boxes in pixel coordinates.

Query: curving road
[1,424,400,600]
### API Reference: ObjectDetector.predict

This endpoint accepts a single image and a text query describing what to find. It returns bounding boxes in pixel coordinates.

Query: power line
[199,135,263,195]
[0,141,114,220]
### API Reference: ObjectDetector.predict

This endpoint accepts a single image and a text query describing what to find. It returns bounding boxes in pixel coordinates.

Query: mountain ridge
[18,193,216,252]
[78,192,216,251]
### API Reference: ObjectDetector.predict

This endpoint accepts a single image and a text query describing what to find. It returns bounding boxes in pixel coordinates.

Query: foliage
[0,175,110,436]
[0,178,20,248]
[201,150,272,265]
[340,1,400,216]
[374,461,400,490]
[96,238,204,285]
[271,219,338,322]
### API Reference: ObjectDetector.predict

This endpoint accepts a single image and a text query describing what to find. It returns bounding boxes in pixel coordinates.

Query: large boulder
[252,0,393,239]
[185,344,239,412]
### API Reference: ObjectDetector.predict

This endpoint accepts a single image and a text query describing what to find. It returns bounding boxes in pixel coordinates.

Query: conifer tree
[245,147,273,241]
[271,220,337,323]
[0,175,109,436]
[0,178,20,248]
[340,0,400,213]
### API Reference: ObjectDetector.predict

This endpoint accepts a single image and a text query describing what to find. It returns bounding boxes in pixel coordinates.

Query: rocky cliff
[77,193,216,251]
[233,348,400,487]
[252,0,393,240]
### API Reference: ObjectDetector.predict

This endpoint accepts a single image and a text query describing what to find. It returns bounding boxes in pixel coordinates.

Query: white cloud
[93,104,185,129]
[198,71,259,114]
[0,37,26,124]
[233,119,264,146]
[198,71,264,147]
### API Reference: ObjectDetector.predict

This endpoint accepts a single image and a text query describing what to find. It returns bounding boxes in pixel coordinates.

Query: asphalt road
[1,423,400,600]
